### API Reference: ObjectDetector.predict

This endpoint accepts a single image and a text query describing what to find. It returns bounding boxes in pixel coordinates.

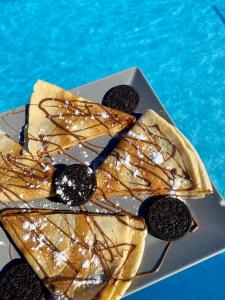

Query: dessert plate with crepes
[0,68,224,299]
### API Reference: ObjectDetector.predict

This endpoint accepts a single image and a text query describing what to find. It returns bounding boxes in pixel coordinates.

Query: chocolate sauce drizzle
[0,209,199,289]
[0,209,146,297]
[0,100,201,295]
[0,151,53,206]
[27,98,134,156]
[93,121,198,199]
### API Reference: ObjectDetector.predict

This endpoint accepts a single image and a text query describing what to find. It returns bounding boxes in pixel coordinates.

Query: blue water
[0,0,225,299]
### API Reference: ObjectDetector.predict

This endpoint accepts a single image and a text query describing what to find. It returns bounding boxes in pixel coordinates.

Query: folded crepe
[0,129,54,204]
[92,109,212,200]
[0,209,146,300]
[27,80,135,156]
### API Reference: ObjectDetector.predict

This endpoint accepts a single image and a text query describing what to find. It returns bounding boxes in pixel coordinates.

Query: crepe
[27,80,135,156]
[92,109,212,200]
[0,129,54,204]
[0,209,146,300]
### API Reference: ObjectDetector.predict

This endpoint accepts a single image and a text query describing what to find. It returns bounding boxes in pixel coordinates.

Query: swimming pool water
[0,0,225,299]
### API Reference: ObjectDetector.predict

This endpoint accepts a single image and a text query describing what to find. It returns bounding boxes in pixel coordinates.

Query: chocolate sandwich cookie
[0,260,45,300]
[144,196,192,241]
[53,164,97,206]
[102,85,139,114]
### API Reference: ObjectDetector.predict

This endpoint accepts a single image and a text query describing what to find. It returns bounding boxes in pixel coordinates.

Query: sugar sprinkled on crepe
[26,80,135,156]
[92,109,212,200]
[0,209,146,300]
[149,151,164,165]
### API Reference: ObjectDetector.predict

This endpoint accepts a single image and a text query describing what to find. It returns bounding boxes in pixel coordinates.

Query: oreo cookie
[53,164,96,206]
[144,196,192,241]
[102,85,139,114]
[0,259,45,300]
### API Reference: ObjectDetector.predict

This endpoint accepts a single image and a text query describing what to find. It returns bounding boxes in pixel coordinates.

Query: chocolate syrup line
[25,215,138,280]
[84,101,117,133]
[111,242,136,283]
[28,128,114,161]
[95,164,193,200]
[83,141,104,150]
[89,199,117,213]
[0,208,144,219]
[20,217,61,275]
[91,187,128,212]
[134,241,172,279]
[118,213,199,282]
[86,200,147,235]
[96,164,195,198]
[9,108,26,115]
[111,150,153,187]
[46,213,94,256]
[88,214,126,260]
[80,142,100,154]
[8,243,14,261]
[190,216,199,233]
[53,215,91,251]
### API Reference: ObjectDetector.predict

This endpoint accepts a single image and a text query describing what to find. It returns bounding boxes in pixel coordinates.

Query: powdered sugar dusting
[54,250,68,267]
[127,131,145,141]
[100,112,109,118]
[23,233,31,241]
[31,233,47,251]
[149,151,164,165]
[169,178,181,190]
[133,168,139,177]
[22,217,48,250]
[23,220,36,231]
[137,150,144,159]
[82,259,90,269]
[74,272,104,288]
